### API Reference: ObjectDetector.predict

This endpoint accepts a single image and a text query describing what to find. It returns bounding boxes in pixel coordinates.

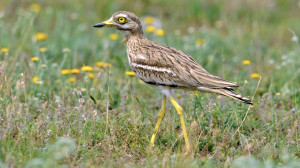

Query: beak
[93,19,114,28]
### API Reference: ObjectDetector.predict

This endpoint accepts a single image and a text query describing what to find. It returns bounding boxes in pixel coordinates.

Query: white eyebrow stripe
[116,14,128,18]
[131,63,177,76]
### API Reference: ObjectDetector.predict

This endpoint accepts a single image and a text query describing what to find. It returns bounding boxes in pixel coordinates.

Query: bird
[93,11,252,151]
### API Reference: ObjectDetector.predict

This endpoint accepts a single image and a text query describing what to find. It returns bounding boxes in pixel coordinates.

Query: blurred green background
[0,0,299,167]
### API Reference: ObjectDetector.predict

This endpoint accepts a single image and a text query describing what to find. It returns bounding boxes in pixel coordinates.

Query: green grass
[0,0,299,167]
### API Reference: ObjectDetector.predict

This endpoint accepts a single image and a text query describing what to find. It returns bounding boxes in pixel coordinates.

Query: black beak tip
[93,23,104,28]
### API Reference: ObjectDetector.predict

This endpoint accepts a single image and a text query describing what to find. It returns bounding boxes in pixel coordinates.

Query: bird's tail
[197,87,253,105]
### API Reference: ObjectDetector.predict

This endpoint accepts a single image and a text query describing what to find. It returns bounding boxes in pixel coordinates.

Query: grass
[0,0,299,167]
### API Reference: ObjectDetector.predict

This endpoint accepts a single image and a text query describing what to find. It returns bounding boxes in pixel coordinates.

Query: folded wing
[129,41,239,89]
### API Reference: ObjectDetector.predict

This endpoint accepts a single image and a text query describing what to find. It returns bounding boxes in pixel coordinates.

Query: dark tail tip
[243,99,253,105]
[223,87,253,105]
[237,96,253,105]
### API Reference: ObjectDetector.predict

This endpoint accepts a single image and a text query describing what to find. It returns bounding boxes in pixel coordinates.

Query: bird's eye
[117,17,127,24]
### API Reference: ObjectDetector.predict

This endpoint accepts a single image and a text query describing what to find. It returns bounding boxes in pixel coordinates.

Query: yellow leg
[169,96,191,150]
[150,95,167,147]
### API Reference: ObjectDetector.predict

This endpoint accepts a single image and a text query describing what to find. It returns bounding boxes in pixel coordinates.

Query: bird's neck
[125,34,149,56]
[122,26,144,40]
[125,33,146,43]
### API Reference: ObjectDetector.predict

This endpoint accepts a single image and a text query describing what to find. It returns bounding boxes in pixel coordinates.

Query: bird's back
[126,37,239,90]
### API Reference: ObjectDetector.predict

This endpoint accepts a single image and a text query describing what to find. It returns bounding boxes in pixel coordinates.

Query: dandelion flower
[1,48,9,53]
[125,71,135,76]
[190,92,199,97]
[31,57,39,62]
[146,26,155,33]
[70,69,80,74]
[155,29,165,36]
[32,76,43,84]
[67,77,76,83]
[145,26,155,33]
[30,3,41,13]
[196,39,205,46]
[87,73,94,79]
[250,73,260,79]
[242,60,251,65]
[39,47,47,52]
[32,76,39,82]
[95,61,112,68]
[109,33,119,40]
[81,66,94,72]
[60,69,71,75]
[35,33,48,41]
[144,17,155,24]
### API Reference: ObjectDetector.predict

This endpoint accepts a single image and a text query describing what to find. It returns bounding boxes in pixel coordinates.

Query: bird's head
[93,11,144,37]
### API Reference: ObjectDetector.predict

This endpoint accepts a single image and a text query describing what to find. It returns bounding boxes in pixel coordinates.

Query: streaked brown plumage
[94,11,252,151]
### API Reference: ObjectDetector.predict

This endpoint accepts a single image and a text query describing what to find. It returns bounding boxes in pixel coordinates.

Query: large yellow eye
[117,17,127,24]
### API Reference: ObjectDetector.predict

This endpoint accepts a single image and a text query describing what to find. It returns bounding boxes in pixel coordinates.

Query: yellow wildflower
[1,48,9,53]
[70,68,80,74]
[196,39,205,46]
[60,69,71,75]
[32,76,39,82]
[109,33,119,40]
[87,73,95,79]
[125,71,135,76]
[67,77,76,83]
[35,33,48,41]
[39,47,47,52]
[31,57,39,62]
[242,60,251,65]
[145,26,155,33]
[190,92,199,97]
[155,29,165,36]
[32,76,43,84]
[81,66,94,72]
[30,3,41,13]
[144,17,155,24]
[250,73,260,79]
[95,61,112,68]
[41,64,47,68]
